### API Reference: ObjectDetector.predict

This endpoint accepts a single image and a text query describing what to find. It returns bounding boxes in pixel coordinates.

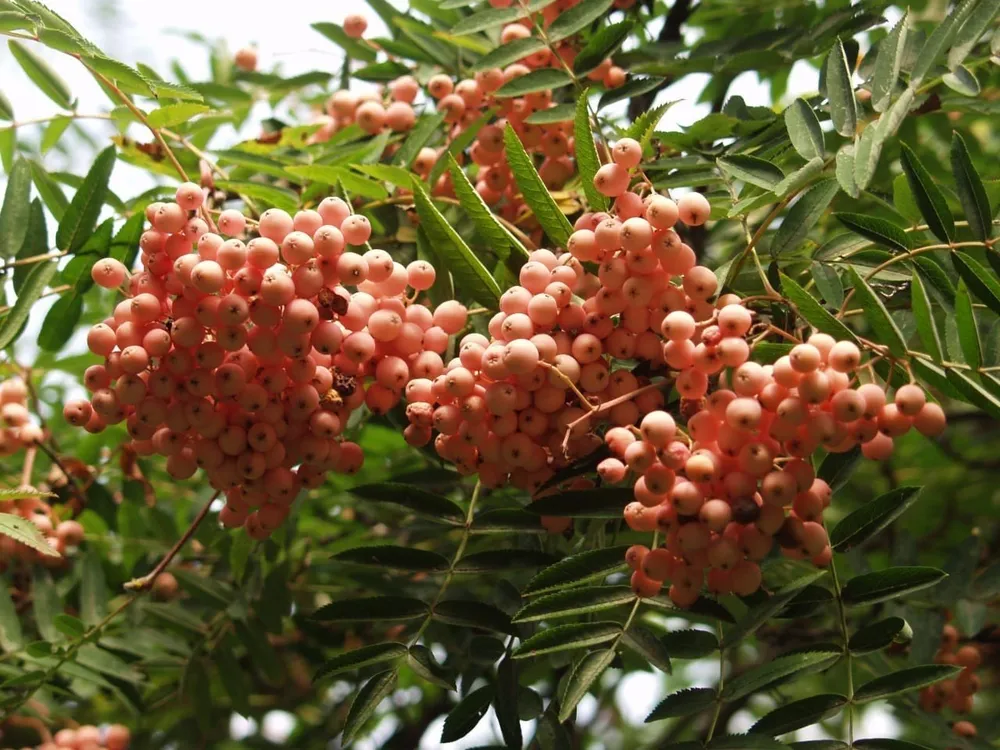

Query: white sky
[0,1,905,747]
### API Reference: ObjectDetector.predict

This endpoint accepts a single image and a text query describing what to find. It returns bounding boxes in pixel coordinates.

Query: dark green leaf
[38,293,82,352]
[504,124,573,248]
[433,600,513,633]
[854,741,932,750]
[32,570,60,643]
[527,487,632,519]
[945,367,1000,418]
[871,12,908,112]
[779,272,859,343]
[709,736,786,749]
[448,155,528,264]
[811,262,844,308]
[513,585,635,623]
[947,0,1000,69]
[574,21,631,76]
[722,650,841,701]
[849,617,912,655]
[548,0,613,41]
[216,637,251,715]
[392,112,446,167]
[452,0,555,35]
[826,39,857,137]
[723,570,827,647]
[453,549,556,573]
[575,89,609,213]
[349,482,464,522]
[751,694,848,736]
[845,267,907,357]
[952,252,1000,317]
[343,669,398,745]
[429,107,495,186]
[471,37,547,72]
[56,145,116,253]
[0,158,30,259]
[841,567,947,607]
[333,545,450,571]
[513,622,620,659]
[559,649,615,722]
[621,624,671,673]
[834,213,910,252]
[784,98,824,160]
[646,687,716,722]
[830,486,923,551]
[0,579,23,651]
[770,178,838,257]
[910,272,943,362]
[8,40,72,108]
[900,143,953,243]
[79,548,106,626]
[718,154,783,190]
[523,546,631,596]
[912,0,976,84]
[955,280,981,367]
[407,645,454,689]
[598,76,664,110]
[495,69,573,98]
[469,509,545,534]
[835,143,859,198]
[524,103,575,125]
[312,597,428,622]
[0,258,57,350]
[411,179,501,307]
[950,132,991,241]
[353,60,411,82]
[441,685,492,742]
[854,664,961,703]
[496,656,522,749]
[315,642,406,681]
[661,629,718,659]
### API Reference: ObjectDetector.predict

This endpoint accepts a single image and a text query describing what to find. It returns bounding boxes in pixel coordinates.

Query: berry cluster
[34,724,130,750]
[71,184,455,539]
[0,378,43,457]
[921,622,983,740]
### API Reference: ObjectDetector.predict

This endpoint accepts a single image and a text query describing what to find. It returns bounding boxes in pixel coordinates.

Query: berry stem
[124,490,219,592]
[704,622,726,742]
[19,445,35,489]
[539,361,596,414]
[827,543,855,744]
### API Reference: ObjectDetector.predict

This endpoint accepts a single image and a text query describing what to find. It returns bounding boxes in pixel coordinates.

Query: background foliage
[0,0,996,748]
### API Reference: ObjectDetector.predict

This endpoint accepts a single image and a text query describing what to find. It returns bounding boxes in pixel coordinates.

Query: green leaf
[407,645,454,689]
[215,180,298,212]
[32,570,60,643]
[216,637,251,715]
[342,669,398,745]
[774,156,825,198]
[452,0,555,35]
[910,272,943,362]
[433,600,513,633]
[352,60,410,83]
[955,280,981,367]
[841,566,947,607]
[349,482,464,522]
[831,487,923,551]
[56,145,116,253]
[826,39,857,137]
[811,263,844,308]
[770,178,839,257]
[943,65,981,96]
[524,103,576,125]
[26,161,66,223]
[721,650,841,701]
[0,579,23,651]
[353,163,416,188]
[333,545,449,572]
[452,549,556,573]
[495,69,573,98]
[513,585,635,623]
[470,37,547,72]
[0,90,13,121]
[0,513,58,557]
[513,622,620,659]
[526,487,632,518]
[722,570,827,647]
[661,629,718,659]
[574,90,609,213]
[84,55,154,96]
[710,736,785,750]
[834,213,910,252]
[0,12,35,33]
[950,133,991,241]
[845,267,907,357]
[558,648,615,722]
[504,124,573,248]
[311,21,378,62]
[621,624,672,673]
[835,143,860,199]
[410,179,501,307]
[854,664,961,704]
[913,0,977,84]
[53,613,85,639]
[0,158,31,259]
[849,617,912,655]
[784,98,824,160]
[441,685,493,742]
[779,272,859,343]
[38,293,82,352]
[496,656,522,749]
[315,642,406,681]
[312,597,428,622]
[548,0,613,41]
[947,0,1000,70]
[392,112,445,167]
[750,694,847,736]
[952,252,1000,317]
[718,154,783,191]
[39,115,70,154]
[146,103,210,128]
[524,546,631,596]
[79,548,106,626]
[900,143,953,243]
[946,367,1000,418]
[8,40,72,108]
[574,21,632,75]
[448,155,528,264]
[428,107,494,186]
[469,508,545,534]
[597,75,663,110]
[646,687,716,722]
[871,11,908,113]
